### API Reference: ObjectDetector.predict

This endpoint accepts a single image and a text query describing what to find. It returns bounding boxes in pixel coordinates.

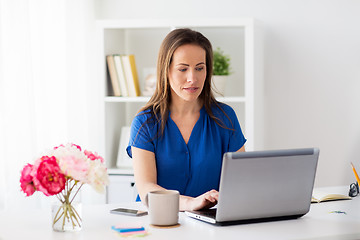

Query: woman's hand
[182,190,219,211]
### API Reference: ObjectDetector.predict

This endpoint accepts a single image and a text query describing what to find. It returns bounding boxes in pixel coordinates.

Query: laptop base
[213,214,305,226]
[186,210,304,226]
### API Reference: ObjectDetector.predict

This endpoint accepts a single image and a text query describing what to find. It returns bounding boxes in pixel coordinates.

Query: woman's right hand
[182,189,219,211]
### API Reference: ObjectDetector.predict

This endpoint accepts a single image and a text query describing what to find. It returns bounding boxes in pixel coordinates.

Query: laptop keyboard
[195,208,217,218]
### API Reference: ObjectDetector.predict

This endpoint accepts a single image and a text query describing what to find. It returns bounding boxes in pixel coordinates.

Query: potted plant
[212,47,231,96]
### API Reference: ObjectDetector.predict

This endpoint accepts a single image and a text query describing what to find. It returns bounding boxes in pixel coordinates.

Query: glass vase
[52,200,82,232]
[51,180,83,232]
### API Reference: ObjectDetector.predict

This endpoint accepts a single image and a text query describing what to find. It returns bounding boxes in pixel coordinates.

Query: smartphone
[110,208,148,216]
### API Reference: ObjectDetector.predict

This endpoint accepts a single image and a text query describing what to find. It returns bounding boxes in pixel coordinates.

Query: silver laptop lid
[216,148,319,222]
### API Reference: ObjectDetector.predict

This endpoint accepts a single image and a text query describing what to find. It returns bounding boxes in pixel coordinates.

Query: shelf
[95,18,263,205]
[108,167,134,175]
[98,17,262,173]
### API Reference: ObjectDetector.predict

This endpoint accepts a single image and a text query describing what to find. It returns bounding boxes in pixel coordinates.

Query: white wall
[94,0,360,187]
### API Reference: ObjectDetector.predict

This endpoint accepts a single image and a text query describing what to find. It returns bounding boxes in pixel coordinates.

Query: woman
[126,28,246,211]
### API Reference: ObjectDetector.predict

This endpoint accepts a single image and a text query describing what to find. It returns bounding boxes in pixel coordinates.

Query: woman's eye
[196,67,204,71]
[178,68,187,72]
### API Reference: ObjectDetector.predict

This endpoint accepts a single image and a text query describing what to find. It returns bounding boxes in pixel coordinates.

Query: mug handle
[144,192,149,208]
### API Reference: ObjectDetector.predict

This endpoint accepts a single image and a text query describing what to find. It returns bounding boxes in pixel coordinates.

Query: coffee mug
[145,190,179,226]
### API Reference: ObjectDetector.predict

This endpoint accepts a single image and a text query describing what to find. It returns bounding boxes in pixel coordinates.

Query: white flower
[86,160,109,193]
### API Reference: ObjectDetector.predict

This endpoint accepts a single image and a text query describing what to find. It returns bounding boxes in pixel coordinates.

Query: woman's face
[168,44,207,104]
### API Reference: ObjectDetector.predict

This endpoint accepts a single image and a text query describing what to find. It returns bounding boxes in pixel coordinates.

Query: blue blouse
[126,103,246,198]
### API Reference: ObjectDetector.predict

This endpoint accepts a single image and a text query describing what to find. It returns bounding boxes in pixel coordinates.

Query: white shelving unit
[96,18,263,203]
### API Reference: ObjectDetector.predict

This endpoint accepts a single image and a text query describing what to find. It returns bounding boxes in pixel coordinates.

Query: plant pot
[212,75,228,97]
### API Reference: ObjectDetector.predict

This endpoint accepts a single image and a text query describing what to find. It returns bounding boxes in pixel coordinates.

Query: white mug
[145,190,179,226]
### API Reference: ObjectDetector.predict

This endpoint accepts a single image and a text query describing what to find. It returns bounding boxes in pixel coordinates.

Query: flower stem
[70,183,83,204]
[52,179,82,231]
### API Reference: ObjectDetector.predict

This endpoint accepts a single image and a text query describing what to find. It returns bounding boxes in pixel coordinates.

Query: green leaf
[213,47,231,75]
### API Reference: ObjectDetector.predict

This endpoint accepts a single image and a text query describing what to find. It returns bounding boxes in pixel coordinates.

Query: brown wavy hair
[139,28,231,137]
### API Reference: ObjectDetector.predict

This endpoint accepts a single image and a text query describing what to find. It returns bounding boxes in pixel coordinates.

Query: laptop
[185,148,319,225]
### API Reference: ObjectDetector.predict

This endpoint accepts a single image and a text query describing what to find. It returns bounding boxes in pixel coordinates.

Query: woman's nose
[187,69,196,83]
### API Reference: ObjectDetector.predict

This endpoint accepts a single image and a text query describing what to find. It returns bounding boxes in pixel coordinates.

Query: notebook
[185,148,320,225]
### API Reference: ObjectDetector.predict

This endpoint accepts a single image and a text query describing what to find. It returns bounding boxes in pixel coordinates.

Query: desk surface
[1,186,360,240]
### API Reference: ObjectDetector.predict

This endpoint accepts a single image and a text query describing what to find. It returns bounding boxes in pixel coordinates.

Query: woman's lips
[183,87,199,93]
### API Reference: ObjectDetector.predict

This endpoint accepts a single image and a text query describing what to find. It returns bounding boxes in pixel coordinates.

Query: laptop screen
[215,148,319,222]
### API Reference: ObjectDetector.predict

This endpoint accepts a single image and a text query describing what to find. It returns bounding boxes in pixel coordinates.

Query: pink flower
[84,150,104,163]
[59,155,89,182]
[20,143,108,200]
[54,143,82,151]
[20,164,36,196]
[54,144,65,150]
[33,156,66,196]
[71,144,82,151]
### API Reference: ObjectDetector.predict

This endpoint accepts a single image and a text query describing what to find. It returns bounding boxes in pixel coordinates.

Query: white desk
[1,187,360,240]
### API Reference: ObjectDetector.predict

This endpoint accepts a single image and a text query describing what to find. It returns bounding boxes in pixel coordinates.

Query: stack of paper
[111,223,149,237]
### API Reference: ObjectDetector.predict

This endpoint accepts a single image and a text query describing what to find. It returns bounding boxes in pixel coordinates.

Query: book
[113,54,129,97]
[311,189,351,203]
[121,55,141,97]
[128,54,141,96]
[106,55,121,96]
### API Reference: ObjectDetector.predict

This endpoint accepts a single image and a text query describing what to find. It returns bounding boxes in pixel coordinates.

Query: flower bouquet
[20,143,109,231]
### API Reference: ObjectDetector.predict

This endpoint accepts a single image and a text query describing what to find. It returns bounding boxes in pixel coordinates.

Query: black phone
[110,208,148,217]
